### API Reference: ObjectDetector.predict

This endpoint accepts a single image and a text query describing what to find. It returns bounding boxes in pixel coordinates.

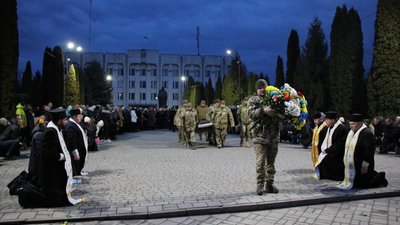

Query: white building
[67,49,233,107]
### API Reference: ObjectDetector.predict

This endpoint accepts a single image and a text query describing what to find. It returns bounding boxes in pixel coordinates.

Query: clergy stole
[337,124,367,190]
[311,122,327,167]
[47,121,84,205]
[314,121,342,179]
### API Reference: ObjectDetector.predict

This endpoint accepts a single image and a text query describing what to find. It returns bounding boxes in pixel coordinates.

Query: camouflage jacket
[248,95,281,144]
[182,108,197,132]
[173,106,184,127]
[213,106,235,129]
[238,104,251,125]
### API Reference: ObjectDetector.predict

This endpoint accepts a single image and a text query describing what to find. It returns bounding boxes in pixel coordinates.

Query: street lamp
[180,75,186,103]
[65,41,83,75]
[106,74,112,81]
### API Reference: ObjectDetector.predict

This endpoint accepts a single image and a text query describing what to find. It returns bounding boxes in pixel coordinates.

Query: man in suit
[314,111,349,181]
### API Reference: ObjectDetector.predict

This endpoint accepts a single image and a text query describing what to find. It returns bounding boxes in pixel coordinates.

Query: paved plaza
[0,130,399,224]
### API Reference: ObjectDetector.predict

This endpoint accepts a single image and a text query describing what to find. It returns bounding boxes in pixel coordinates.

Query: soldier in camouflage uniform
[207,99,220,146]
[196,100,209,141]
[238,97,251,148]
[213,100,235,149]
[248,79,284,195]
[174,100,187,146]
[182,102,197,150]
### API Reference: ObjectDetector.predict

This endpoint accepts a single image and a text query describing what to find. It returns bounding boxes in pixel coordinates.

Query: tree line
[0,0,398,119]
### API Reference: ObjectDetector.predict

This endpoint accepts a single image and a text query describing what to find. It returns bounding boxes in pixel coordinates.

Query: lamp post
[181,75,186,103]
[66,41,83,75]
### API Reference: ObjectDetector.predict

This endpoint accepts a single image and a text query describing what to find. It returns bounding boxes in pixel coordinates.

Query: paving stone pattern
[0,130,399,224]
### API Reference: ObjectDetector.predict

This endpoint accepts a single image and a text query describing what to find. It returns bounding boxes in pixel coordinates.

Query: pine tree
[205,78,215,105]
[84,61,113,105]
[222,71,237,105]
[247,72,257,96]
[31,71,43,108]
[293,17,329,113]
[275,55,285,88]
[65,64,80,105]
[286,29,300,85]
[215,75,222,100]
[368,0,400,117]
[0,0,18,118]
[19,61,32,103]
[42,46,65,107]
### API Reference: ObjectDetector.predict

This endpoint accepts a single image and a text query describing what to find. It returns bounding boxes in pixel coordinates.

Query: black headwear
[70,108,81,116]
[325,111,338,119]
[312,112,322,119]
[349,113,364,122]
[50,107,67,122]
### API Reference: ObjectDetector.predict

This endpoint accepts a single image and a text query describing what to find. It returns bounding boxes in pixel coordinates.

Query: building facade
[67,49,233,108]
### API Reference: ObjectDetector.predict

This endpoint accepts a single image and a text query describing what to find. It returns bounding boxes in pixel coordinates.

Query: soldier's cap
[182,100,188,105]
[220,100,226,104]
[255,79,268,89]
[325,111,338,119]
[0,117,8,126]
[50,107,67,122]
[349,113,364,122]
[200,100,206,104]
[213,99,220,104]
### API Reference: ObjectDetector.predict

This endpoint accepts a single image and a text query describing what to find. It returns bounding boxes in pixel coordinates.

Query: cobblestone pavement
[1,130,399,224]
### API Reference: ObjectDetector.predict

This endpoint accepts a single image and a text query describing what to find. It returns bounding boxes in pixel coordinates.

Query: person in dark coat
[314,111,349,181]
[337,114,388,189]
[40,108,83,207]
[28,116,46,186]
[64,107,88,176]
[0,117,21,160]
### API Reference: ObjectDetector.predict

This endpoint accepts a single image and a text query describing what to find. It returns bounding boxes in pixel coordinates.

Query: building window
[163,81,168,88]
[108,68,113,74]
[117,80,124,88]
[151,93,157,100]
[153,69,157,76]
[118,68,124,76]
[173,69,179,77]
[151,81,157,88]
[129,93,135,100]
[129,68,135,76]
[163,69,168,76]
[217,71,221,77]
[141,69,146,76]
[206,70,211,77]
[185,70,190,76]
[129,81,135,88]
[140,81,146,88]
[140,93,146,100]
[173,93,179,100]
[118,93,123,100]
[194,70,200,77]
[173,81,179,89]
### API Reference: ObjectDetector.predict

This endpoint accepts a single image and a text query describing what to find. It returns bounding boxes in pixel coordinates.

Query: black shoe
[265,184,279,193]
[256,186,264,196]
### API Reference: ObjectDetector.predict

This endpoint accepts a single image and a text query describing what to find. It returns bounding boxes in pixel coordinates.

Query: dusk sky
[18,0,377,80]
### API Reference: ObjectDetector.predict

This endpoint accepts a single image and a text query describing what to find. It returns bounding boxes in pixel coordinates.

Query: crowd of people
[2,80,398,206]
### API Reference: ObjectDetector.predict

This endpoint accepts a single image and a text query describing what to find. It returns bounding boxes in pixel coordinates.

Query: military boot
[265,184,279,194]
[256,185,264,196]
[240,138,243,147]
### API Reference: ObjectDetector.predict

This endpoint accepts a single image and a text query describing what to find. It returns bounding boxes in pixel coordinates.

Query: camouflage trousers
[177,126,186,144]
[254,143,278,186]
[215,126,228,147]
[184,130,196,143]
[240,123,250,141]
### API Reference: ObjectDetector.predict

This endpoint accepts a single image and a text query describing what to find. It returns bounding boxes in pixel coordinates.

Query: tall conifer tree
[0,0,18,118]
[65,64,80,105]
[286,29,300,85]
[293,17,329,113]
[215,75,222,100]
[21,61,32,97]
[368,0,400,116]
[84,61,112,105]
[275,55,284,88]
